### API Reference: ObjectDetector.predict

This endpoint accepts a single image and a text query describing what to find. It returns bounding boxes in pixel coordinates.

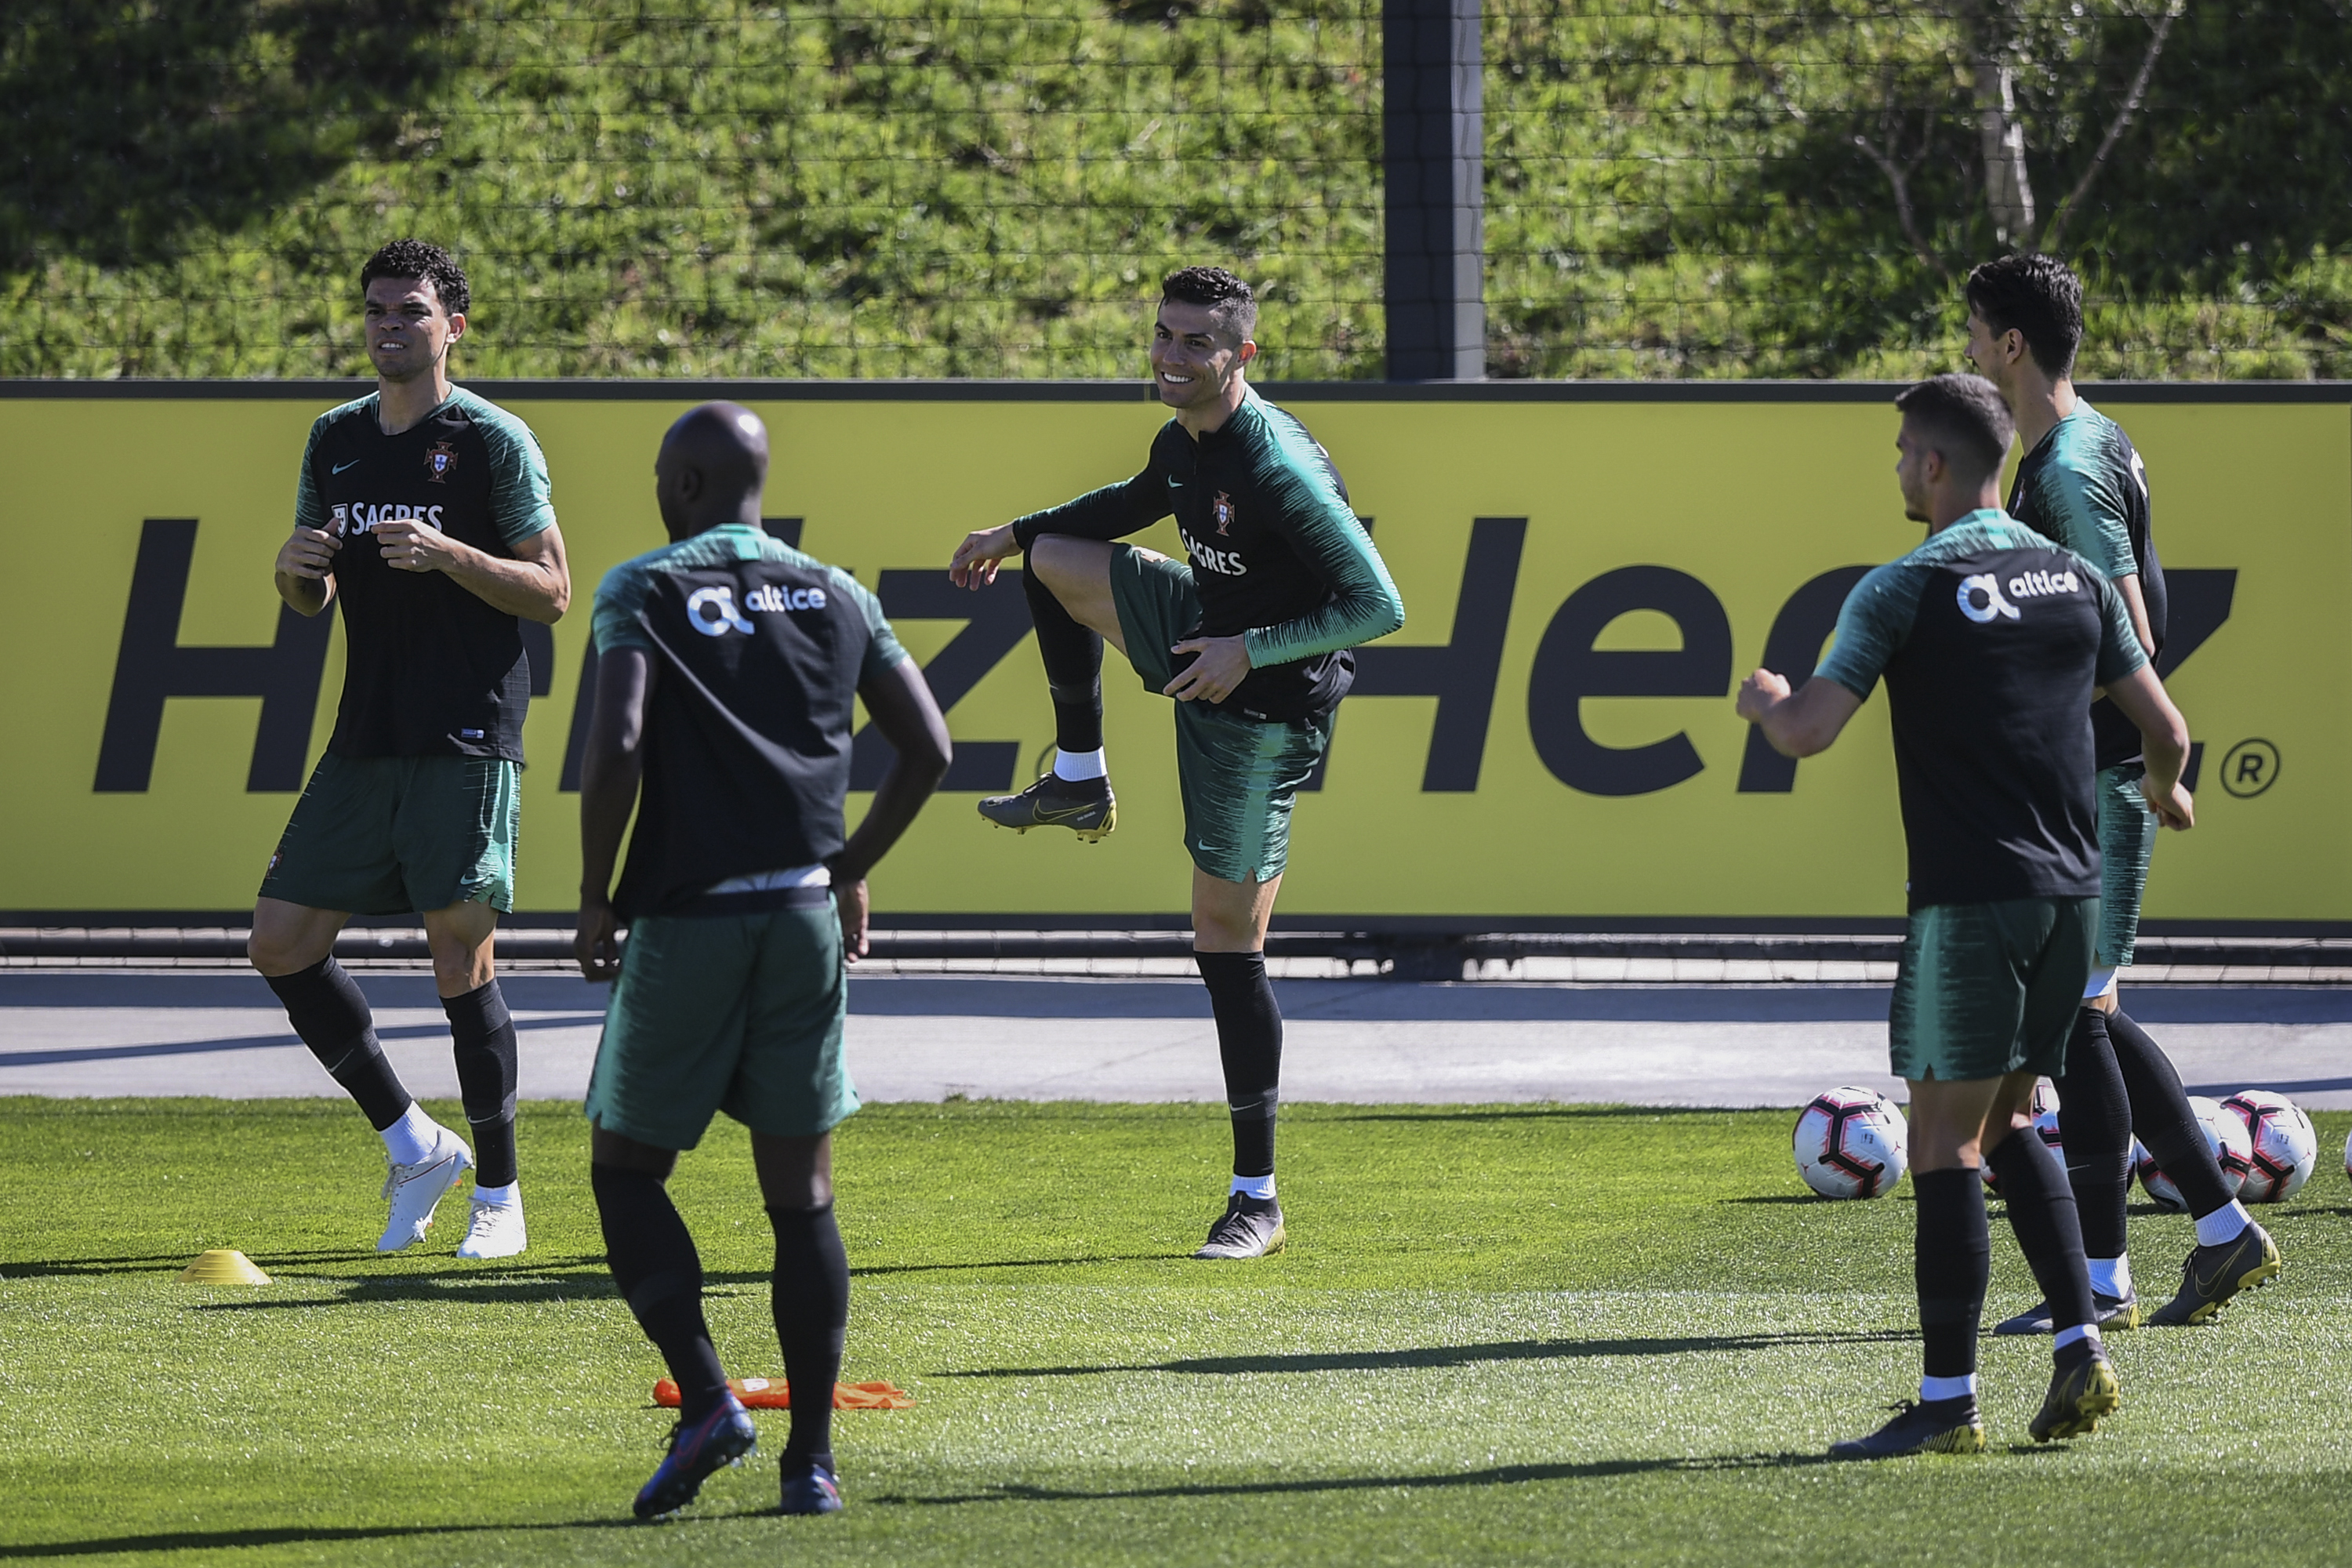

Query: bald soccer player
[578,403,950,1519]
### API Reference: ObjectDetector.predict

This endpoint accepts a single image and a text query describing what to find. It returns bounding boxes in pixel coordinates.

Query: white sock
[1230,1173,1276,1200]
[2053,1323,2103,1352]
[2086,1256,2132,1298]
[1919,1373,1976,1402]
[472,1181,519,1207]
[380,1103,437,1166]
[1053,747,1107,782]
[2195,1200,2252,1247]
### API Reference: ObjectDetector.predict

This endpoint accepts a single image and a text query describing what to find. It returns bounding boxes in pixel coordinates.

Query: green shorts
[583,897,857,1149]
[1108,544,1331,885]
[2096,763,2157,969]
[1889,896,2099,1083]
[260,753,517,916]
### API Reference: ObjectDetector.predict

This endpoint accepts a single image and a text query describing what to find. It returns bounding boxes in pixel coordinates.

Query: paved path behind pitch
[4,971,2348,1109]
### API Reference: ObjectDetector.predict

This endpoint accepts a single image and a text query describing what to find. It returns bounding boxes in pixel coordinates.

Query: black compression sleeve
[2109,1011,2236,1220]
[1023,568,1105,755]
[1912,1168,1988,1380]
[2053,1009,2133,1259]
[1009,465,1170,552]
[266,958,412,1131]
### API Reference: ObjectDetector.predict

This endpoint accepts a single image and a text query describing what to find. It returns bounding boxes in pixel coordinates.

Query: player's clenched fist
[1735,668,1791,723]
[949,524,1018,590]
[276,525,341,580]
[376,515,463,574]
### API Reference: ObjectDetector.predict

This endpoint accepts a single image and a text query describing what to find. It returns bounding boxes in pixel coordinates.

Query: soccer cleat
[633,1393,757,1519]
[2028,1348,2122,1442]
[454,1193,527,1260]
[778,1454,845,1516]
[1992,1290,2140,1336]
[1827,1398,1986,1460]
[976,773,1116,841]
[2145,1222,2281,1327]
[1192,1192,1285,1260]
[376,1126,474,1253]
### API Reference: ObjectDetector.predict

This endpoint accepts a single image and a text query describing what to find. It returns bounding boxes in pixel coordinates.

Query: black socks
[265,957,412,1131]
[2109,1010,2234,1221]
[769,1203,851,1465]
[593,1163,728,1419]
[1022,564,1105,756]
[1912,1168,1989,1381]
[1986,1126,2096,1334]
[445,980,520,1188]
[2053,1008,2133,1260]
[1196,951,1282,1179]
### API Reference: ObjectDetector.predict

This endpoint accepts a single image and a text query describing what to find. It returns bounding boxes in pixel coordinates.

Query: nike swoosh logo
[332,460,361,474]
[1167,478,1182,488]
[1033,802,1104,823]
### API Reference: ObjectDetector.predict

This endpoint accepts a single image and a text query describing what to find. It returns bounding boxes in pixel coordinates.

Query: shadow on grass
[851,1252,1185,1277]
[0,1515,650,1560]
[1719,1194,1823,1206]
[874,1449,1843,1507]
[935,1329,1915,1379]
[0,1248,379,1278]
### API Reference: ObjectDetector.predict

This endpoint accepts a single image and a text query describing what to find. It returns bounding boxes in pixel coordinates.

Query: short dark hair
[1895,373,2015,486]
[1160,265,1257,343]
[361,239,470,318]
[1965,253,2082,379]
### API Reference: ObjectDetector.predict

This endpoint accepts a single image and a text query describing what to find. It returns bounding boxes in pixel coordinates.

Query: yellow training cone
[177,1250,271,1285]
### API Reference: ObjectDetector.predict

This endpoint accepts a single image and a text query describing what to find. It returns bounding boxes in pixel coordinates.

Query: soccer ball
[1980,1080,2061,1196]
[1793,1087,1909,1200]
[2220,1091,2318,1203]
[2135,1096,2253,1211]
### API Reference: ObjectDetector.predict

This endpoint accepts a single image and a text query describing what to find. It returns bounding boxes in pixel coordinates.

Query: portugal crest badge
[327,503,350,538]
[423,441,459,484]
[1212,490,1236,535]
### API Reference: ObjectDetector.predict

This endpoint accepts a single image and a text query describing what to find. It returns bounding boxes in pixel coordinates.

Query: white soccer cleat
[376,1126,473,1253]
[454,1192,528,1260]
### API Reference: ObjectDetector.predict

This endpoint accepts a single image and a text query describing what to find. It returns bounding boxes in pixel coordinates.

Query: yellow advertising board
[1,383,2344,924]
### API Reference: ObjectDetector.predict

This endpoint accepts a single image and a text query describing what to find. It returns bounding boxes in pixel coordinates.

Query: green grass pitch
[4,1097,2349,1565]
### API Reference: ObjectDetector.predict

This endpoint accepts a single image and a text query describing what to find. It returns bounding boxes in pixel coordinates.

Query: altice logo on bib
[685,582,828,637]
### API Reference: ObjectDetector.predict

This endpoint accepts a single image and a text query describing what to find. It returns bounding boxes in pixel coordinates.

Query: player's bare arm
[377,514,572,622]
[1737,669,1864,758]
[2100,662,2195,830]
[949,522,1019,590]
[274,525,340,615]
[827,657,953,960]
[574,645,654,982]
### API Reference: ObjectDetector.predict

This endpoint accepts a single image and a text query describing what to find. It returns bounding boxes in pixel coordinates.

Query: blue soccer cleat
[633,1393,757,1519]
[779,1454,844,1516]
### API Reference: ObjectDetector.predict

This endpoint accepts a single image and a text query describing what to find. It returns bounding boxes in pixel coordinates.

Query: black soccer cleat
[976,773,1116,841]
[1992,1290,2140,1336]
[2029,1345,2122,1443]
[2146,1222,2281,1327]
[1193,1192,1285,1260]
[1827,1398,1986,1461]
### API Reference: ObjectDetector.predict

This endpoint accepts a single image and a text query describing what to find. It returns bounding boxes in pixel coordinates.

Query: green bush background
[5,0,2348,380]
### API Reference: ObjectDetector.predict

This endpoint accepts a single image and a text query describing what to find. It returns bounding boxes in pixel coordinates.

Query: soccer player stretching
[1741,375,2195,1457]
[1965,254,2278,1330]
[250,240,570,1260]
[576,404,949,1517]
[948,267,1404,1259]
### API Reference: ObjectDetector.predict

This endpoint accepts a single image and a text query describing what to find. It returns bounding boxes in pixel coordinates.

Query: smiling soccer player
[947,266,1405,1260]
[249,239,571,1261]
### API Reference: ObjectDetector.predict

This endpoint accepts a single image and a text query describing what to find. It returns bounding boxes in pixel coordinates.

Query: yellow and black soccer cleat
[2029,1348,2121,1443]
[1828,1399,1987,1461]
[2146,1222,2281,1327]
[976,773,1116,841]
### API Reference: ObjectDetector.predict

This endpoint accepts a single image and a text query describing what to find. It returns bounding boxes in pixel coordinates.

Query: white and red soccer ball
[2219,1090,2318,1203]
[1794,1087,1909,1200]
[2134,1095,2252,1211]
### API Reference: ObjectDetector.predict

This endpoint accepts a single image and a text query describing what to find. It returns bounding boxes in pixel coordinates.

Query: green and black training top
[1010,387,1405,721]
